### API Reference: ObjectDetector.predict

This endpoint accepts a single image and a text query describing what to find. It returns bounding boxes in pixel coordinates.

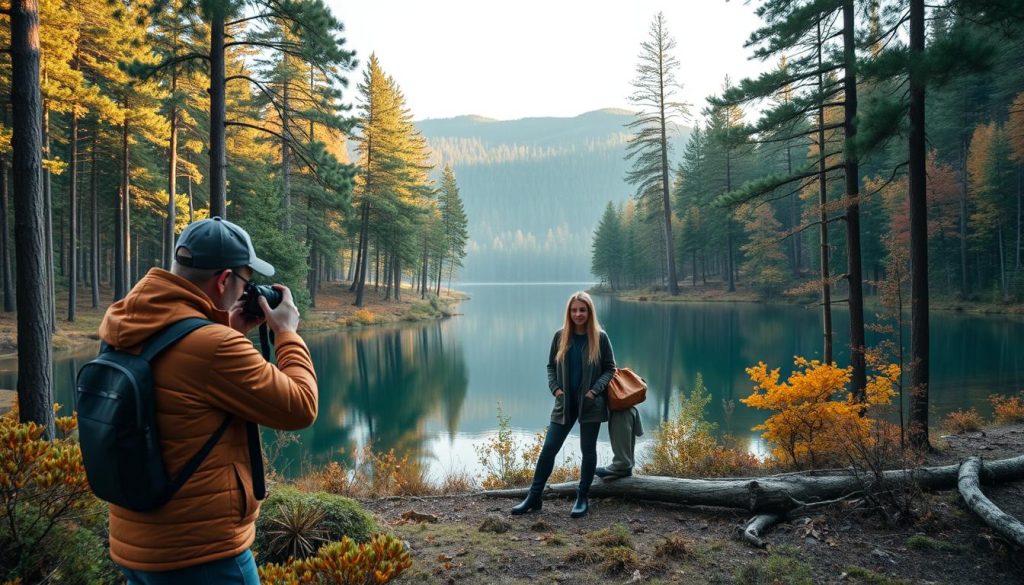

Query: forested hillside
[417,110,690,282]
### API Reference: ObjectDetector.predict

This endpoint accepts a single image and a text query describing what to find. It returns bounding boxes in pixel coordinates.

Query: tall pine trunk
[908,0,930,450]
[817,18,833,364]
[354,201,370,307]
[209,9,227,217]
[42,102,55,333]
[67,110,78,322]
[958,136,969,296]
[281,81,291,231]
[12,0,55,436]
[90,122,100,308]
[0,105,13,313]
[167,97,178,267]
[659,86,679,295]
[725,149,736,292]
[842,0,867,402]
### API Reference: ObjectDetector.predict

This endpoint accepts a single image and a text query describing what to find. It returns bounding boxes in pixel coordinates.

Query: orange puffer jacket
[98,268,318,571]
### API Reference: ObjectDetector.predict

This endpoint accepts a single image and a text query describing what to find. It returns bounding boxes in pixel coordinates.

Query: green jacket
[546,329,616,424]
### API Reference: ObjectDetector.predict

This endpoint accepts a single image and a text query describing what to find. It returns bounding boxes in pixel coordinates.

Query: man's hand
[554,389,564,397]
[261,284,300,334]
[228,298,264,335]
[585,390,596,399]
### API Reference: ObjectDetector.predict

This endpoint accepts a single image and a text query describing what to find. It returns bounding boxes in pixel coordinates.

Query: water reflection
[2,285,1022,480]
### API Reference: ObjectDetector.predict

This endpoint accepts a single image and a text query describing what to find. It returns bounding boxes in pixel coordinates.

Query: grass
[905,534,965,553]
[843,566,913,585]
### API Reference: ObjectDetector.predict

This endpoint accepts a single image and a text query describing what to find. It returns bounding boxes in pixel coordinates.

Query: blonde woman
[511,291,616,518]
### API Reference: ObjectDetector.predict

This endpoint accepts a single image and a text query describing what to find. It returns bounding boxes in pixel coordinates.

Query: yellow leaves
[743,356,897,469]
[259,534,412,585]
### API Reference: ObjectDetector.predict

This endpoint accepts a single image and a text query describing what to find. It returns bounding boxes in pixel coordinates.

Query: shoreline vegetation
[0,280,466,360]
[590,280,1024,315]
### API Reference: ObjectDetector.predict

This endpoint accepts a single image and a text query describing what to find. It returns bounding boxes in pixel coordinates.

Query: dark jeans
[118,549,259,585]
[529,419,600,495]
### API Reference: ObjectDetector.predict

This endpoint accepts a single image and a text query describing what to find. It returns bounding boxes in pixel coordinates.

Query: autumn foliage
[257,533,412,585]
[743,357,900,469]
[990,393,1024,424]
[0,406,108,584]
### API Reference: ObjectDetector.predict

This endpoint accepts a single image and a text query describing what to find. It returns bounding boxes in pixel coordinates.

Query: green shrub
[254,486,378,564]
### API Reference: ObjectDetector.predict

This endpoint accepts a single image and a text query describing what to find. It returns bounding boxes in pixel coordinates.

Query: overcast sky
[326,0,771,122]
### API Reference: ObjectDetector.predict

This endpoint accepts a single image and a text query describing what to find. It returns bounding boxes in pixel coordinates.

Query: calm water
[3,283,1023,479]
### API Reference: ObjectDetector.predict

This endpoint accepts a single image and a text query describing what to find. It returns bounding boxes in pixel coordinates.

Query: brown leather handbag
[607,367,647,411]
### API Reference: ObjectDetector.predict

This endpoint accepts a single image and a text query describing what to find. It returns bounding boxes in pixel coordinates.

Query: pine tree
[625,12,688,295]
[11,0,55,436]
[438,164,468,293]
[592,201,625,290]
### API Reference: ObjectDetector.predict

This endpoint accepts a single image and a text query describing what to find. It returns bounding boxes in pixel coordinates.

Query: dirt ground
[363,426,1024,585]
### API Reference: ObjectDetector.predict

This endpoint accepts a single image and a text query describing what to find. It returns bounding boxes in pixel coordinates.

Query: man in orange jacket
[98,217,318,584]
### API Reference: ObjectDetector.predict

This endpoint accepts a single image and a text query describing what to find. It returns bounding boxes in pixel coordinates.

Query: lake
[3,283,1022,480]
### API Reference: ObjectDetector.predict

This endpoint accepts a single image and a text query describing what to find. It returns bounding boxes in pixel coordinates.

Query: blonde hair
[555,291,601,365]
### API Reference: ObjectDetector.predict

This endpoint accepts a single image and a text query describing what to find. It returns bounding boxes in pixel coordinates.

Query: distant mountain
[416,109,691,283]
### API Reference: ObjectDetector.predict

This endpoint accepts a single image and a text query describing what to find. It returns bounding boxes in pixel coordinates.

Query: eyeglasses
[215,269,253,287]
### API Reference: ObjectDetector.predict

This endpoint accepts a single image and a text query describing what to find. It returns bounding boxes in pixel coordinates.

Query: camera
[241,281,282,318]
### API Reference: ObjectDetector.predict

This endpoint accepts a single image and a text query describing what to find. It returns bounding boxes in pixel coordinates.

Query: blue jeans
[119,549,260,585]
[529,419,600,495]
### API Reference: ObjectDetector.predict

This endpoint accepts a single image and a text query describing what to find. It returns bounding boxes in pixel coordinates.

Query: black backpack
[75,317,232,512]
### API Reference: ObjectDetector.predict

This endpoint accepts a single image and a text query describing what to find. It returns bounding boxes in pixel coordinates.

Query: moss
[905,534,964,553]
[844,565,913,585]
[253,485,378,564]
[735,553,814,585]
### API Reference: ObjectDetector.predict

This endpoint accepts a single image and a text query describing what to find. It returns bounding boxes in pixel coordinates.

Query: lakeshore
[0,280,465,360]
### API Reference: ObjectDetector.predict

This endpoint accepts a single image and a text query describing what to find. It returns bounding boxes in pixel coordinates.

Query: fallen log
[482,455,1024,515]
[958,457,1024,548]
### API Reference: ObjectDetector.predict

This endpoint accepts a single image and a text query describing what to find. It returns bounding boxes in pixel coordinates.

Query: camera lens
[242,282,282,318]
[256,284,282,310]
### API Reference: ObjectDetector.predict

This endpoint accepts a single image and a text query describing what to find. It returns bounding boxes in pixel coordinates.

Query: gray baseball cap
[174,216,275,277]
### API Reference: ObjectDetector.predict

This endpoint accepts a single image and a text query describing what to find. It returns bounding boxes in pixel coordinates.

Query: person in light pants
[598,406,643,478]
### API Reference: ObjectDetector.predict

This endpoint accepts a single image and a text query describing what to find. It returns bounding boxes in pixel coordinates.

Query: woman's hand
[554,389,564,397]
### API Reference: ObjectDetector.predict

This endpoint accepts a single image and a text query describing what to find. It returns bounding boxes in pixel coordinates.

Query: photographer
[97,216,317,584]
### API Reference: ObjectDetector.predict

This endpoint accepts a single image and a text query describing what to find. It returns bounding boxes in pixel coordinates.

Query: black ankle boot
[570,489,589,518]
[511,490,542,515]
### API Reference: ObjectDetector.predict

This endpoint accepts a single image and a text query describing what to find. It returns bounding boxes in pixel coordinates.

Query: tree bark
[354,201,370,307]
[12,0,55,437]
[958,457,1024,548]
[842,0,867,402]
[67,109,78,322]
[959,136,969,297]
[167,97,178,268]
[484,455,1024,515]
[0,105,13,312]
[281,80,291,231]
[816,19,833,364]
[208,8,227,218]
[908,0,930,450]
[90,121,100,308]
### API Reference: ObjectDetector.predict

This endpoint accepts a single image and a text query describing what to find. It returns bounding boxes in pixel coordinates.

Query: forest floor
[0,280,465,359]
[363,425,1024,585]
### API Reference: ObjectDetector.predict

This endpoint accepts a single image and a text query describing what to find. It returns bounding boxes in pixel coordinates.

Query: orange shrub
[743,357,899,469]
[942,409,985,434]
[258,533,412,585]
[990,393,1024,424]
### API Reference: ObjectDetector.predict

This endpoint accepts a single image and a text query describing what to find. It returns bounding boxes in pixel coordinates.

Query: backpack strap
[167,413,233,498]
[140,316,215,361]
